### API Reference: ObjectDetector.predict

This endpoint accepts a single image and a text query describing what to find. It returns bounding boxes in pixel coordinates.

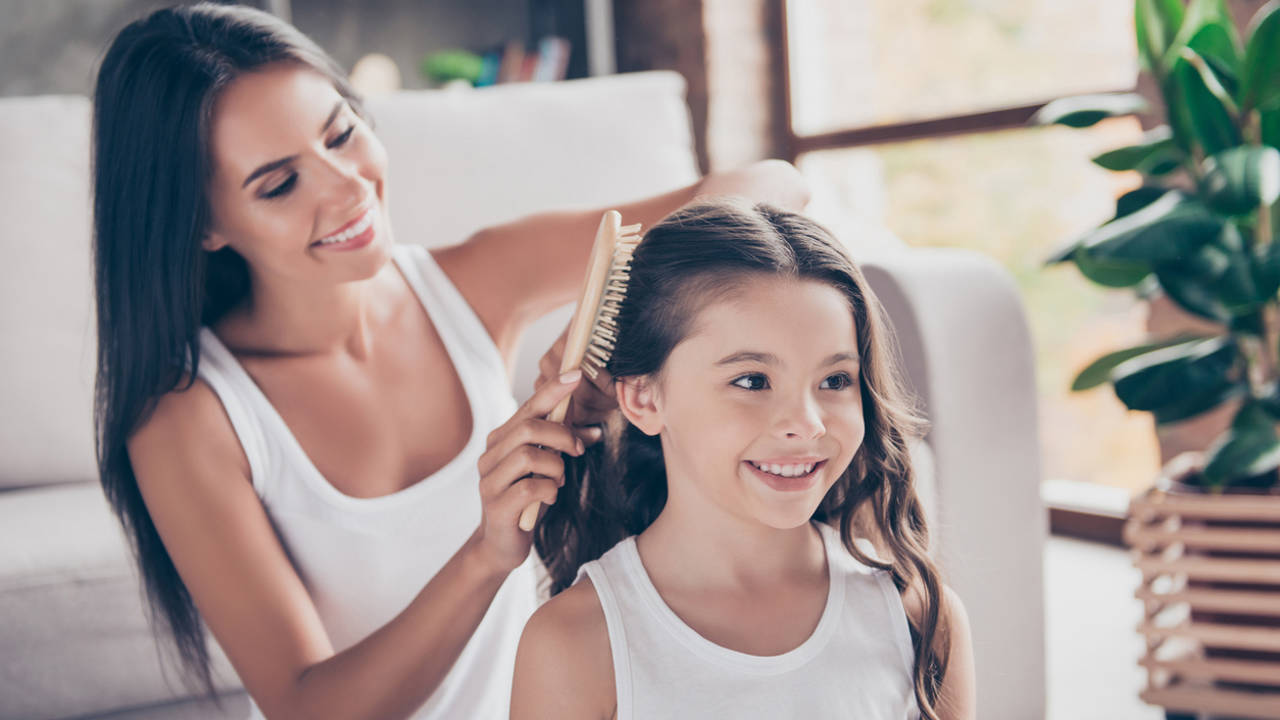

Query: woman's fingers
[477,418,582,477]
[479,444,566,499]
[491,475,562,526]
[485,370,580,452]
[534,327,570,392]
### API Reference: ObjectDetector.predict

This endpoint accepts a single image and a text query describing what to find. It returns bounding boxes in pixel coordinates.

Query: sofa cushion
[0,95,98,490]
[367,71,701,404]
[0,483,240,719]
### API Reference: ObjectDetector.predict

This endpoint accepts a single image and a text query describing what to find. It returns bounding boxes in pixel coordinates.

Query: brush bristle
[581,230,641,380]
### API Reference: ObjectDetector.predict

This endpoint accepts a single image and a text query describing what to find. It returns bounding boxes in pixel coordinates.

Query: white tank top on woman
[577,522,922,719]
[194,243,537,720]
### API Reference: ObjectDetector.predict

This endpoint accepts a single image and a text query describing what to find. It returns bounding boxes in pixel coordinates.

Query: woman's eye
[820,373,854,391]
[327,125,355,148]
[262,173,296,199]
[731,374,770,391]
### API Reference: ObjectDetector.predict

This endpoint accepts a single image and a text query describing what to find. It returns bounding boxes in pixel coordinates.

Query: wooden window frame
[773,0,1138,546]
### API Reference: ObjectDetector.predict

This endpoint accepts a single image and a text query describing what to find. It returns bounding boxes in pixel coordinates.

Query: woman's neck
[220,262,397,359]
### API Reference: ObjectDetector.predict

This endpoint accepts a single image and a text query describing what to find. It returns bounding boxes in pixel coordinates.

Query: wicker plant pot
[1125,462,1280,719]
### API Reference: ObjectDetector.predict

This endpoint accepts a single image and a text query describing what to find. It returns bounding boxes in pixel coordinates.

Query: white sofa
[0,71,1046,719]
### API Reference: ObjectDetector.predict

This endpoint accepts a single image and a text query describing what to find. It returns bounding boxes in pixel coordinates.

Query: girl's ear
[616,376,663,436]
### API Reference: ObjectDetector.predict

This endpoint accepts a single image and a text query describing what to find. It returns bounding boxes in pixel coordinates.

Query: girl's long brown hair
[534,199,951,718]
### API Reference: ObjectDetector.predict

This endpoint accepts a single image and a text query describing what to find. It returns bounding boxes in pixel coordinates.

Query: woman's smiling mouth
[312,205,376,249]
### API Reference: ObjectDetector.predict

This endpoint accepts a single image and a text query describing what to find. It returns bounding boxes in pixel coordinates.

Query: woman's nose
[316,149,373,203]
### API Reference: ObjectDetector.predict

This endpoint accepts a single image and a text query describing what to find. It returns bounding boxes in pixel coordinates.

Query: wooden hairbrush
[518,210,641,531]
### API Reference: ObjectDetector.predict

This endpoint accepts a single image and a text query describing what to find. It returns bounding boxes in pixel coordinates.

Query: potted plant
[1034,0,1280,716]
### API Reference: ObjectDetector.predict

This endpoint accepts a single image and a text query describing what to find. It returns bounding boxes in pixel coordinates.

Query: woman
[93,4,806,719]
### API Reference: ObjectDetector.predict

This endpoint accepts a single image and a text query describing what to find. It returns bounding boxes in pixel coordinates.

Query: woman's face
[204,63,392,286]
[623,276,866,531]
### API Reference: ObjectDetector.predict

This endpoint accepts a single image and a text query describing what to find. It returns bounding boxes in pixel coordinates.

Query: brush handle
[517,212,622,532]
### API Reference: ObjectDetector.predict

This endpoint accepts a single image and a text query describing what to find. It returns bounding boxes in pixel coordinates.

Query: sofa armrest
[862,247,1047,720]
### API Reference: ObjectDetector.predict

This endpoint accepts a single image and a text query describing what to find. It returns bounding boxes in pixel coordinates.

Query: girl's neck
[635,494,827,593]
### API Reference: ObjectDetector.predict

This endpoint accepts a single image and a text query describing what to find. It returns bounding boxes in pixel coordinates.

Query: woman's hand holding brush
[535,325,613,446]
[472,371,585,573]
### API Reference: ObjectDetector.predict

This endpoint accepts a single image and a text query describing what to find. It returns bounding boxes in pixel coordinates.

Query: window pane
[787,0,1140,136]
[799,120,1160,494]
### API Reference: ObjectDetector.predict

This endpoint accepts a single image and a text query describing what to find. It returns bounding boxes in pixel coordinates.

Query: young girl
[512,200,976,719]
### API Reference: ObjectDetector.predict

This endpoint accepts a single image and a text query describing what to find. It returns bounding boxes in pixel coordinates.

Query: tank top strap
[194,327,273,498]
[577,555,637,720]
[391,244,509,388]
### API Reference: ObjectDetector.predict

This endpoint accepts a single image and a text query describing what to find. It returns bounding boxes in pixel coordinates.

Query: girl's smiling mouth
[744,459,827,491]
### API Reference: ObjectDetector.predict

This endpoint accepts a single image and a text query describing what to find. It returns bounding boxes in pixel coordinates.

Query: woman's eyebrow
[241,100,345,188]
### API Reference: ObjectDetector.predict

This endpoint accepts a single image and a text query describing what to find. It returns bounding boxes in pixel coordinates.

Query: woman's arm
[437,159,810,368]
[128,373,586,720]
[510,579,616,720]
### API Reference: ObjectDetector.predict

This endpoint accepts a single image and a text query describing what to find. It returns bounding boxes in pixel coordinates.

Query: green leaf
[1170,0,1244,70]
[1170,52,1243,154]
[1117,186,1171,217]
[1202,418,1280,484]
[1254,230,1280,298]
[1072,249,1152,287]
[1201,146,1280,214]
[1155,224,1260,321]
[1137,0,1188,75]
[1072,336,1209,391]
[1092,127,1184,173]
[1179,45,1241,118]
[1242,0,1280,111]
[1156,262,1234,321]
[1152,382,1247,424]
[1081,191,1223,264]
[1263,106,1280,147]
[1112,335,1240,418]
[1031,93,1149,128]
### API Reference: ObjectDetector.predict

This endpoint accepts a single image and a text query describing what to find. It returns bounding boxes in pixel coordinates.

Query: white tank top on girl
[576,522,922,719]
[194,243,537,720]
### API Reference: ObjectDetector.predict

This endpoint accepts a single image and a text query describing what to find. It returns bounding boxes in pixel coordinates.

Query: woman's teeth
[749,461,816,478]
[315,209,373,245]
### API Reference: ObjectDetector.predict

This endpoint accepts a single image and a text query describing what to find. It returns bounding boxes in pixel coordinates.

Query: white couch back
[0,71,699,490]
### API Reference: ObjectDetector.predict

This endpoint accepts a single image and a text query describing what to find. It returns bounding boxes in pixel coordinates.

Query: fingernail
[576,439,585,454]
[559,369,582,384]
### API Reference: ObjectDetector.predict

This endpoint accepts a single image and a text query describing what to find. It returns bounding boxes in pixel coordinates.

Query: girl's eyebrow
[241,100,345,188]
[714,350,860,367]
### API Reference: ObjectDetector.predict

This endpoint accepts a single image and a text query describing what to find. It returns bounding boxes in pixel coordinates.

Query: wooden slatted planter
[1125,486,1280,719]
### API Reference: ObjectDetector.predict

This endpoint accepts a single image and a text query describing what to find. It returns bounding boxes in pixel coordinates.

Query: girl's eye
[731,374,770,391]
[327,125,355,148]
[820,373,854,391]
[262,173,296,199]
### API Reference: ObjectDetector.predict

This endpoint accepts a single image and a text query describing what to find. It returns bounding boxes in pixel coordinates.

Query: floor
[1044,535,1162,720]
[97,536,1164,720]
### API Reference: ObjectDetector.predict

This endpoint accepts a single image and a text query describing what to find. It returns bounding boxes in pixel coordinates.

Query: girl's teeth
[751,461,817,478]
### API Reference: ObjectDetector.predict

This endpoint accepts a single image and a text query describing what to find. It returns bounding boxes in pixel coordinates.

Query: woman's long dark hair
[535,200,951,719]
[92,3,365,696]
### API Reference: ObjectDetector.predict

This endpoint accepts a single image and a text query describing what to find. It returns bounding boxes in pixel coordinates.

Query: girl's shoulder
[512,577,616,719]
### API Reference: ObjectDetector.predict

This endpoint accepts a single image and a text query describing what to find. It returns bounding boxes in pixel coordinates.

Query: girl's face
[204,63,392,285]
[622,276,866,530]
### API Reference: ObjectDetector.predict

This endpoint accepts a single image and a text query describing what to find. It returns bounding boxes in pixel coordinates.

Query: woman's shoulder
[512,577,615,719]
[127,374,250,487]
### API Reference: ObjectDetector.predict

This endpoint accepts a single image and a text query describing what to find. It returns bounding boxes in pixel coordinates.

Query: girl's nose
[777,393,825,440]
